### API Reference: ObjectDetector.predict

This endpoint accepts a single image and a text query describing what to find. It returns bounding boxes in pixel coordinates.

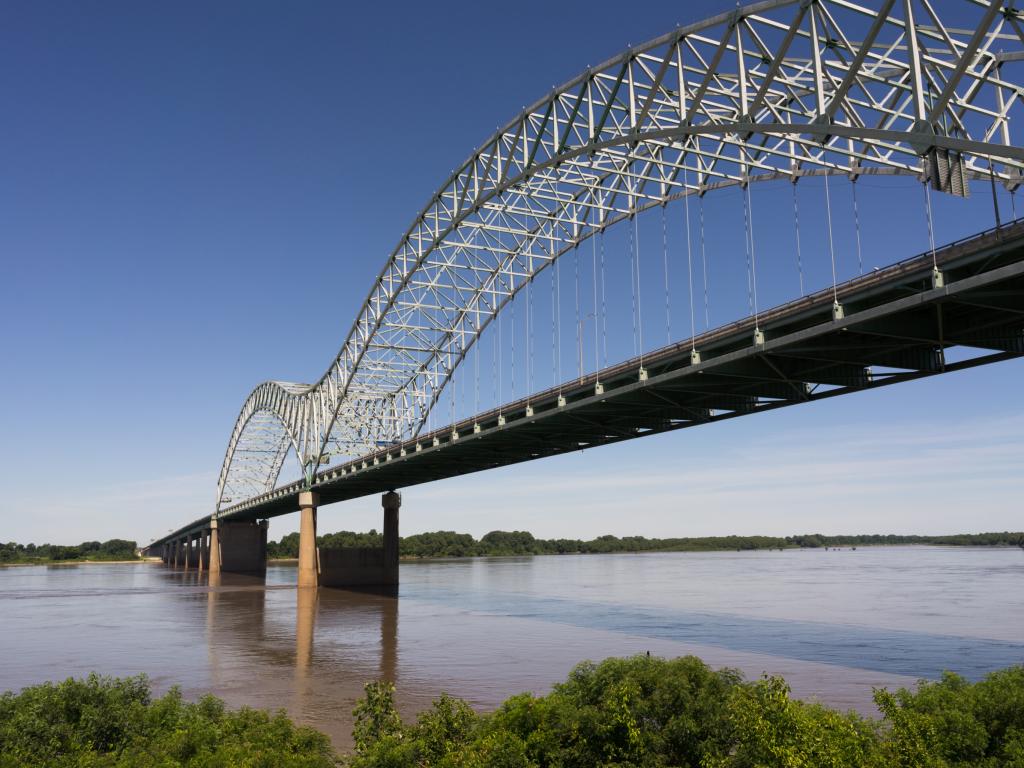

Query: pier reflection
[198,572,399,747]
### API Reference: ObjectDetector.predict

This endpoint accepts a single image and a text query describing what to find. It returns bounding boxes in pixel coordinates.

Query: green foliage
[401,531,478,558]
[788,532,1024,548]
[265,529,1024,561]
[352,682,403,755]
[0,539,138,565]
[268,532,301,559]
[721,675,882,768]
[268,531,389,559]
[347,658,1024,768]
[349,682,477,768]
[0,673,337,767]
[478,531,538,555]
[875,667,1024,767]
[319,530,384,551]
[4,661,1024,767]
[350,656,746,767]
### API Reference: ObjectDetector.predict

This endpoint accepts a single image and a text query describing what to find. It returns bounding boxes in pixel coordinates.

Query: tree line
[0,539,139,564]
[3,658,1024,766]
[265,529,1024,560]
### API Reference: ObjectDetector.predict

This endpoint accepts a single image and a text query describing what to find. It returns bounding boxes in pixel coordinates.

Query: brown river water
[1,546,1022,751]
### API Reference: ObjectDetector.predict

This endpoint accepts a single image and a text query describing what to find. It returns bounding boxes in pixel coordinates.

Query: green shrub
[348,657,1024,768]
[5,659,1024,767]
[0,674,336,767]
[875,667,1024,767]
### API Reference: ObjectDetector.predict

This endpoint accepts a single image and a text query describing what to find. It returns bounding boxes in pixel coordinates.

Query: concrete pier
[217,520,268,575]
[198,530,208,572]
[383,490,399,577]
[155,490,400,587]
[297,491,319,589]
[209,520,222,575]
[318,491,400,589]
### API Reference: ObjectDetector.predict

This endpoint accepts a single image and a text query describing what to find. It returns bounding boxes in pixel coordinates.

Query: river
[1,546,1022,750]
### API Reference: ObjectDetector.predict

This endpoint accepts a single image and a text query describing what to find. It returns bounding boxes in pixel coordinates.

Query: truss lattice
[216,0,1024,512]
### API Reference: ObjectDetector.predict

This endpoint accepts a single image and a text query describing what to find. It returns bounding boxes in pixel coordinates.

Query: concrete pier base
[218,520,268,575]
[298,491,319,589]
[208,520,221,575]
[185,534,196,570]
[318,491,400,589]
[198,531,208,572]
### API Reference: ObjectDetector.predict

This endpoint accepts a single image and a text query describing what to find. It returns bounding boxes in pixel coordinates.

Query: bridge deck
[147,220,1024,549]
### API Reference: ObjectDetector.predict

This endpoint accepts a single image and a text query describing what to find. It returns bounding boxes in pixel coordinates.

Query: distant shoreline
[264,541,1024,564]
[3,541,1020,569]
[0,559,153,568]
[266,530,1024,561]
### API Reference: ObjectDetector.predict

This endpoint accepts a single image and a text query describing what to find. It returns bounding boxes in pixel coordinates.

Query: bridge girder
[215,0,1024,513]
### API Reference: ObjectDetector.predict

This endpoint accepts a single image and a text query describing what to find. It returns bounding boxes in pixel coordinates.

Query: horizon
[6,528,1024,550]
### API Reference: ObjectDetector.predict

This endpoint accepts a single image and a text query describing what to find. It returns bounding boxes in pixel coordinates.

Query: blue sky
[1,1,1021,546]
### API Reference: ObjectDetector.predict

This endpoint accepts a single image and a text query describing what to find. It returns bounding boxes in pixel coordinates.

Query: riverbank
[266,529,1024,560]
[0,538,140,566]
[0,558,148,568]
[266,540,1024,566]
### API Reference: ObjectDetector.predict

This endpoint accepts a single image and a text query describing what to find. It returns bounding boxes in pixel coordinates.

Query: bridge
[145,0,1024,589]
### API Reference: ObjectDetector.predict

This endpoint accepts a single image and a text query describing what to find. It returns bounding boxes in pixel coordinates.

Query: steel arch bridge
[215,0,1023,514]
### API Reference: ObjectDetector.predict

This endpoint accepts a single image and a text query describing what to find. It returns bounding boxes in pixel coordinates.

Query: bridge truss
[216,0,1024,513]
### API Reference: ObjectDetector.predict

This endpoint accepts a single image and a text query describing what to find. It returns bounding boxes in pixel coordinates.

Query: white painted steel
[215,0,1023,512]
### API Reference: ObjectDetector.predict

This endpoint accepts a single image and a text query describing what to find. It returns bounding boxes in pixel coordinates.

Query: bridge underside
[149,220,1024,547]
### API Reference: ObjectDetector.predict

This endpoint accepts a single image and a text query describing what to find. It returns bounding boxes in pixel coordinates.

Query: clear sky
[2,1,1021,546]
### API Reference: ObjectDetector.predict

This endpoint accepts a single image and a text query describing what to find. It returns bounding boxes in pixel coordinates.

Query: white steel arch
[216,0,1024,511]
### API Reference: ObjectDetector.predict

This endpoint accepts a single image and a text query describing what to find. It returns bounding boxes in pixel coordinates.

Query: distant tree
[268,532,301,559]
[48,546,81,561]
[97,539,137,558]
[479,530,537,555]
[319,530,383,550]
[262,529,1024,562]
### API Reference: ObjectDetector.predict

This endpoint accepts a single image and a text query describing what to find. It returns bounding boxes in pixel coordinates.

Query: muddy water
[1,546,1022,751]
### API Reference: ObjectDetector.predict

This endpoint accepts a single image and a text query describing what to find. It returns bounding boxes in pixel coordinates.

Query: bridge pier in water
[185,533,197,569]
[208,520,221,574]
[297,491,319,588]
[207,520,267,576]
[297,490,400,589]
[197,530,207,572]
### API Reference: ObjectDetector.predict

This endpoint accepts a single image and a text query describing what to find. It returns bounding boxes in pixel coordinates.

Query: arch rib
[215,0,1023,510]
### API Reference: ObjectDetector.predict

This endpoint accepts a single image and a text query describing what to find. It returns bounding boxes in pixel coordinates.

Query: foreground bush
[3,659,1023,766]
[0,673,336,767]
[350,656,1024,768]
